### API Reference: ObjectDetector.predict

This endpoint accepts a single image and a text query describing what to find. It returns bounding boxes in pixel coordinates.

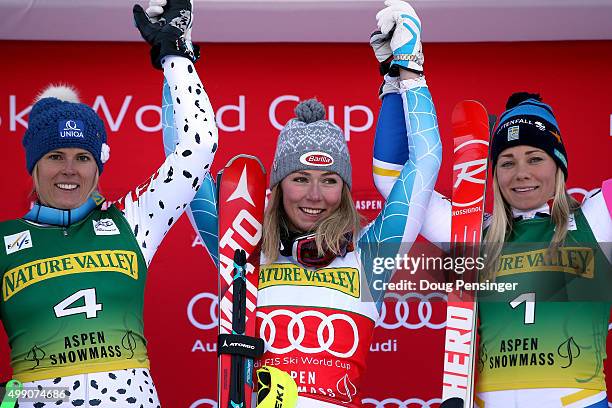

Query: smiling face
[495,145,558,211]
[34,148,98,210]
[280,170,343,232]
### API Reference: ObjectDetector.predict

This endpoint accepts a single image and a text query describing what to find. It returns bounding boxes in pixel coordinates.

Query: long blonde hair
[262,183,362,263]
[482,168,580,280]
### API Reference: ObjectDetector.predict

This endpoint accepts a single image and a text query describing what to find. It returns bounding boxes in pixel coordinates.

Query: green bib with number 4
[0,205,149,382]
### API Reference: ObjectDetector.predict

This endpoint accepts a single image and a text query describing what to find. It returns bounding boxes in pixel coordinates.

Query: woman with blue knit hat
[161,1,442,405]
[474,93,612,407]
[372,23,612,406]
[0,1,218,406]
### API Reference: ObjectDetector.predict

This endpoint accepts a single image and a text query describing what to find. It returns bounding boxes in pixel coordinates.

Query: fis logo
[59,119,85,138]
[4,230,32,255]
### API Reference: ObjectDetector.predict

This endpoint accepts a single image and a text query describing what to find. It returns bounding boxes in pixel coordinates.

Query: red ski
[441,101,490,408]
[217,155,267,408]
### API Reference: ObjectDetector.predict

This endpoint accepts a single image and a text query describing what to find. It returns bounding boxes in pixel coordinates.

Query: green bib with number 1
[477,208,612,392]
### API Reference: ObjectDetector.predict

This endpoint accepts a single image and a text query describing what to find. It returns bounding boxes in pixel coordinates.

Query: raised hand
[133,0,199,69]
[376,0,424,72]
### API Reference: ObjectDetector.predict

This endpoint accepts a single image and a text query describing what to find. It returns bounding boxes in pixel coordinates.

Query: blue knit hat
[491,92,568,179]
[23,85,109,174]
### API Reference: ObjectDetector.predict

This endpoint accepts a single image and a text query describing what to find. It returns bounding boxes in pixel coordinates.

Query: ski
[440,100,490,408]
[217,155,267,408]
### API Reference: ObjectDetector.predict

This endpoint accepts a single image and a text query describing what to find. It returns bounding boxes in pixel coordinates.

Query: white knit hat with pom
[270,99,352,189]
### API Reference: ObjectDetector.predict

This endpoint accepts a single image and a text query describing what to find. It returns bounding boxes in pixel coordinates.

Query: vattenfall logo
[58,119,85,138]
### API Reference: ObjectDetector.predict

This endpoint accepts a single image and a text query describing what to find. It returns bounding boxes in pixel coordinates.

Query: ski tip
[452,100,487,118]
[440,397,465,408]
[452,100,487,121]
[451,100,490,141]
[225,154,267,174]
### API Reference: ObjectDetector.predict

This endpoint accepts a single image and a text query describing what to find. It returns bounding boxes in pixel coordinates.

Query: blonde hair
[262,183,362,263]
[482,168,580,280]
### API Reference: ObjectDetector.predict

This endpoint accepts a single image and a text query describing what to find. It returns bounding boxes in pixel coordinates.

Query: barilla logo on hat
[507,126,520,141]
[59,120,85,138]
[300,151,334,167]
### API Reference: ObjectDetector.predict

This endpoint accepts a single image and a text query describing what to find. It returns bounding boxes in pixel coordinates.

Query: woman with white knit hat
[167,1,443,406]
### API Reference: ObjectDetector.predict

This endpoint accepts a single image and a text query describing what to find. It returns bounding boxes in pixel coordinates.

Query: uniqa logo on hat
[58,119,85,138]
[300,151,334,167]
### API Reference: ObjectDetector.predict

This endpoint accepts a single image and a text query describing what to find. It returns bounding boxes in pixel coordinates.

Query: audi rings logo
[362,397,442,408]
[257,309,359,358]
[187,292,219,330]
[376,292,447,330]
[189,398,217,408]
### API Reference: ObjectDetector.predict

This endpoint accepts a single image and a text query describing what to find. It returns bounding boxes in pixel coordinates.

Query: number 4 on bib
[54,288,103,319]
[441,100,490,408]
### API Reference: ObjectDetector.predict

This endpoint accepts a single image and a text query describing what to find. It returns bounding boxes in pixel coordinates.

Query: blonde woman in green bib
[0,1,218,406]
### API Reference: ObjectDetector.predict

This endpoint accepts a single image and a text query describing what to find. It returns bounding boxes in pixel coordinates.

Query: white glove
[376,0,424,72]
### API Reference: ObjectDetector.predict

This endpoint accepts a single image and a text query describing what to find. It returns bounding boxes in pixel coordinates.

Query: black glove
[133,0,200,69]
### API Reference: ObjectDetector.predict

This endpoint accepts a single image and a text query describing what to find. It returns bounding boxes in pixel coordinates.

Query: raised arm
[115,1,218,266]
[372,82,451,247]
[162,77,220,266]
[370,4,450,249]
[359,1,442,306]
